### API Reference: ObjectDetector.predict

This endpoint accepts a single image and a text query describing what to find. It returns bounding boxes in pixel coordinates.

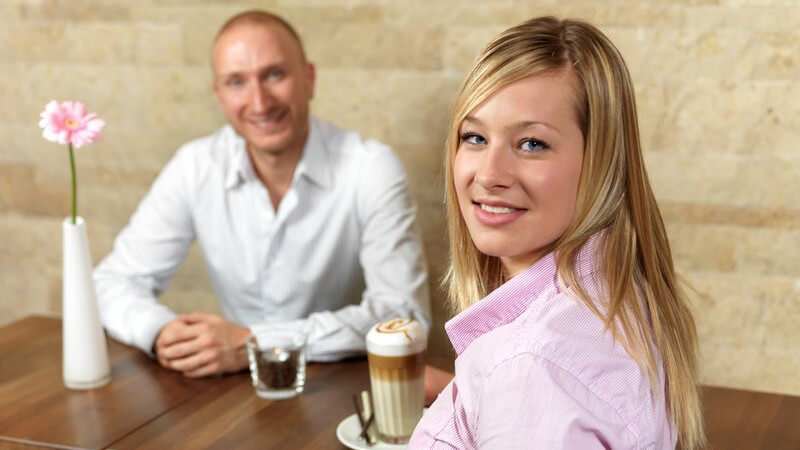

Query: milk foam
[366,318,427,356]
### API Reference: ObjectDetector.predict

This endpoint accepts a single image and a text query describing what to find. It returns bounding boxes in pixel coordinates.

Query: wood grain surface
[1,316,799,449]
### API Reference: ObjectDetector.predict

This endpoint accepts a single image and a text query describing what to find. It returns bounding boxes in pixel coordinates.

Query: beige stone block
[442,25,506,72]
[605,27,756,81]
[312,69,394,142]
[136,67,224,134]
[0,215,65,327]
[64,24,138,64]
[78,171,156,229]
[683,271,784,348]
[135,24,184,65]
[0,6,24,21]
[77,126,189,174]
[646,152,800,211]
[666,223,737,272]
[0,163,70,218]
[733,228,800,276]
[684,6,800,32]
[668,223,800,276]
[137,5,283,64]
[303,23,443,70]
[13,0,131,21]
[642,80,800,159]
[750,31,800,79]
[661,202,800,229]
[182,20,220,67]
[314,69,455,189]
[0,215,63,269]
[279,4,383,26]
[0,24,67,63]
[552,3,683,26]
[0,124,57,167]
[763,284,800,350]
[378,72,459,164]
[0,267,58,329]
[375,2,519,27]
[130,5,254,24]
[646,152,736,205]
[700,344,800,395]
[0,64,145,128]
[632,80,672,156]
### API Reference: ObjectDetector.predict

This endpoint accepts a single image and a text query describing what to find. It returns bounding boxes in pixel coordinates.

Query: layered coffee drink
[366,318,427,444]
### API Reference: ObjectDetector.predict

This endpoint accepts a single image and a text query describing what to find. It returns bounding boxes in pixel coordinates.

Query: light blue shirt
[94,117,430,361]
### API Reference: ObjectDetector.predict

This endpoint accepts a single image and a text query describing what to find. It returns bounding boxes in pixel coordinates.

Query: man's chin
[247,134,298,156]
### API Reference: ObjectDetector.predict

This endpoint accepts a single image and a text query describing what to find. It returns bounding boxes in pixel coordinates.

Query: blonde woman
[411,17,704,449]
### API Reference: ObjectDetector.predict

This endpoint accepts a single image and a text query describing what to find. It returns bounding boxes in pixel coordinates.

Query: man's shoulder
[154,125,240,191]
[313,117,395,162]
[175,125,238,162]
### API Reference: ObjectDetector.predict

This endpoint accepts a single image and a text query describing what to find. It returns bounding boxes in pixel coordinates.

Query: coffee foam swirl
[367,318,427,357]
[376,318,415,340]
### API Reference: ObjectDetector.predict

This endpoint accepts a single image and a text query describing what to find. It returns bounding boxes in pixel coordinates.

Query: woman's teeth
[480,203,517,214]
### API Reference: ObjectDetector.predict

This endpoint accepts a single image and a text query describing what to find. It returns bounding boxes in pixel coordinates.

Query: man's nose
[250,85,272,113]
[474,145,514,191]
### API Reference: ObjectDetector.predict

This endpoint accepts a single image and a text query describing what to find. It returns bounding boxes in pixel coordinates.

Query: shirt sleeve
[476,353,638,450]
[93,147,196,356]
[252,143,431,362]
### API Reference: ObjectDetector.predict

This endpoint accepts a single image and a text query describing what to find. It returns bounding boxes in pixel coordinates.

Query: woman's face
[454,70,585,277]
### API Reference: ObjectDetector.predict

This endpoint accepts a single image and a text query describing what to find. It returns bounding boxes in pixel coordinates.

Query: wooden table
[1,316,799,449]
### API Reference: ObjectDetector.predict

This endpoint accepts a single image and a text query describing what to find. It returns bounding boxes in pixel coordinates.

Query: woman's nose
[474,145,514,190]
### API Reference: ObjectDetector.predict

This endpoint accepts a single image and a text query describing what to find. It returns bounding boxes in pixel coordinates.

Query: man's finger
[156,321,202,347]
[183,362,221,378]
[169,349,215,373]
[180,312,212,324]
[157,338,201,361]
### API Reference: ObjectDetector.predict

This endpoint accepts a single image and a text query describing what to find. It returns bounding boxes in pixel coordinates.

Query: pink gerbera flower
[39,100,105,148]
[38,100,106,224]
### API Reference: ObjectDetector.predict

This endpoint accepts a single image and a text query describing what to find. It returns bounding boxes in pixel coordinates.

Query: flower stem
[68,143,77,225]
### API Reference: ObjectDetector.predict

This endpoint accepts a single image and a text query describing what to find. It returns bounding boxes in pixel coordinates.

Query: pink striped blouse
[409,235,675,449]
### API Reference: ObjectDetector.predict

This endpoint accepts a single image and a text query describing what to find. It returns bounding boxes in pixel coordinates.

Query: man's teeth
[480,203,517,214]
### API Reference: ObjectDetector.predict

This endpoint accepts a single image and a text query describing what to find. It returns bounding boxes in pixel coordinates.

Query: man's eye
[461,133,486,145]
[266,69,285,80]
[226,77,244,87]
[520,138,549,152]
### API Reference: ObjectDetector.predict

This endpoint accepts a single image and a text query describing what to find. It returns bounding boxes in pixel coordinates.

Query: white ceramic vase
[62,216,111,389]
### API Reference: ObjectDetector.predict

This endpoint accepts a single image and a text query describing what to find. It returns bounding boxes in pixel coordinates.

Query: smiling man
[94,10,430,377]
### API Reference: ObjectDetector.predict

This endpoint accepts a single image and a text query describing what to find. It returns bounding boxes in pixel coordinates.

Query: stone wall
[1,0,798,394]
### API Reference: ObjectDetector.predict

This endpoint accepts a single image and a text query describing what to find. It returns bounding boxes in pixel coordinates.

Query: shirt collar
[293,117,332,189]
[445,232,605,355]
[224,118,332,190]
[224,127,251,190]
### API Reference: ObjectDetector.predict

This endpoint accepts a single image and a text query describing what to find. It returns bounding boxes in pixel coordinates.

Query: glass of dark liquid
[245,328,307,399]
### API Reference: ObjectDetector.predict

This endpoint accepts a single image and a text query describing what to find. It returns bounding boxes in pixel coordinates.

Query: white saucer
[336,413,407,450]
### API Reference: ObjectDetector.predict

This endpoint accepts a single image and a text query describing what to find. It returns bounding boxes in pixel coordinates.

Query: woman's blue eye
[461,133,486,145]
[521,138,549,152]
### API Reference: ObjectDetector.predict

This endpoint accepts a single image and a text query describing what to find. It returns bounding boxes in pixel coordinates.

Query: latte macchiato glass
[366,318,427,444]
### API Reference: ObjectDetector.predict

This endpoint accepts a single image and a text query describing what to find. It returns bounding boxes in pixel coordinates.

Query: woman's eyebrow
[507,119,559,133]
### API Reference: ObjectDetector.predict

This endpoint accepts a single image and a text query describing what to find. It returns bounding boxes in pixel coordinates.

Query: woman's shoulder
[498,284,658,422]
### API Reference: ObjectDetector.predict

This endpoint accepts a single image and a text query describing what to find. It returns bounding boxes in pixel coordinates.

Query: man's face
[212,23,315,157]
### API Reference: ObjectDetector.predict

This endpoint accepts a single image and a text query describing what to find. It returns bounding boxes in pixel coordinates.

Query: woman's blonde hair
[444,17,704,449]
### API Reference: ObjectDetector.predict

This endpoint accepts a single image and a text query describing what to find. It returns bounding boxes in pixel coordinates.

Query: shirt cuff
[136,308,178,358]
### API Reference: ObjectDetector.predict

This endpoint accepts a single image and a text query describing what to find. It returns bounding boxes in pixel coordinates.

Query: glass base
[254,387,302,399]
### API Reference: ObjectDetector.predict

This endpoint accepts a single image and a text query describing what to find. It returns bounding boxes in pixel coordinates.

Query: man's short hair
[215,10,307,61]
